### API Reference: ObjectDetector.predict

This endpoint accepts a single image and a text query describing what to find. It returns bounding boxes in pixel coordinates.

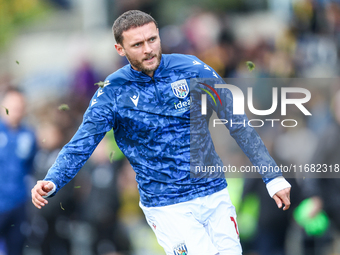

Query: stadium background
[1,0,340,254]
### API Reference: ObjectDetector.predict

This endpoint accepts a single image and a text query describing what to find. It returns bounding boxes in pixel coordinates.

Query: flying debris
[246,61,255,72]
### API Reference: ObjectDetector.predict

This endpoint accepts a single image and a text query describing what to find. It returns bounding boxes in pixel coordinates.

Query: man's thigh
[140,201,219,255]
[140,189,242,255]
[203,188,242,255]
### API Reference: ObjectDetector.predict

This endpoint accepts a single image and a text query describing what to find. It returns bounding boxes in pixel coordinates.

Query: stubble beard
[126,47,162,75]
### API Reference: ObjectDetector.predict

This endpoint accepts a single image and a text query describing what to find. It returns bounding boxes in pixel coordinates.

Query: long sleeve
[195,64,281,184]
[44,87,116,195]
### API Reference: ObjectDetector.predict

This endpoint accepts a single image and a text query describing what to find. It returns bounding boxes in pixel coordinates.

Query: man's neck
[144,71,154,77]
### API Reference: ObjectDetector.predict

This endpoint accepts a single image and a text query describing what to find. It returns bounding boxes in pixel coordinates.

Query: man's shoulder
[163,54,205,72]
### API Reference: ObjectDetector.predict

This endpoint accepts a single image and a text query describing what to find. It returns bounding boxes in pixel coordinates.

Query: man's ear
[115,44,126,57]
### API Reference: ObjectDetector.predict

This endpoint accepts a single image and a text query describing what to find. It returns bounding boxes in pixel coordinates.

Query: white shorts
[139,188,242,255]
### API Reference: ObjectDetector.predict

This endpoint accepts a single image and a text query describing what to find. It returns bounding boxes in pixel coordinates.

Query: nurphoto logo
[199,82,312,128]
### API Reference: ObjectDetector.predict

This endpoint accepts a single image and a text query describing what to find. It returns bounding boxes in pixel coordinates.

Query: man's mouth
[144,55,156,62]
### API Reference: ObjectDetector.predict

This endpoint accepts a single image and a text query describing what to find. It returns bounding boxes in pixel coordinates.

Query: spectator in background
[0,89,37,255]
[300,89,340,255]
[242,177,301,255]
[71,60,98,113]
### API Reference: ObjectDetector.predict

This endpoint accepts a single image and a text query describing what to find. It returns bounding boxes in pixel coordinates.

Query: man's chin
[142,63,159,73]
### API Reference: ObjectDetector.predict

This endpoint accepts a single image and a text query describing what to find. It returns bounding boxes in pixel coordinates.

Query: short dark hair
[112,10,158,46]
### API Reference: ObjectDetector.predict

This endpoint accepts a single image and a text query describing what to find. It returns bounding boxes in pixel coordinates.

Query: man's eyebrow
[130,40,144,46]
[149,34,158,39]
[130,34,158,46]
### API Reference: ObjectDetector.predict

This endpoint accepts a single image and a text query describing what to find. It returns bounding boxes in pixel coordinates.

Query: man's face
[115,22,162,76]
[1,91,26,128]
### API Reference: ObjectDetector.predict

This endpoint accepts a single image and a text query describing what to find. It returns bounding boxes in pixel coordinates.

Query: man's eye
[150,37,156,42]
[134,43,141,47]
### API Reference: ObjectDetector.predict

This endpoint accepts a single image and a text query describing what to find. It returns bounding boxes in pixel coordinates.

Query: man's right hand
[31,181,54,209]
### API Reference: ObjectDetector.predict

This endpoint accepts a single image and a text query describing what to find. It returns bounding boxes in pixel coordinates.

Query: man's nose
[143,42,152,54]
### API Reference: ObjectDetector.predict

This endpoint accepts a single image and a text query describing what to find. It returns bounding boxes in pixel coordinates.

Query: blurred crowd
[2,0,340,254]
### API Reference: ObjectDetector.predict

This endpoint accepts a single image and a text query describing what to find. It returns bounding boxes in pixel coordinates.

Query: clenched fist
[31,181,54,209]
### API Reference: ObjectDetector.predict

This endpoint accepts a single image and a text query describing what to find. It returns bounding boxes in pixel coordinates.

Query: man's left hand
[272,187,291,210]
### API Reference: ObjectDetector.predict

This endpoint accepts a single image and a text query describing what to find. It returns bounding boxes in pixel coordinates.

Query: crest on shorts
[173,242,188,255]
[171,79,189,99]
